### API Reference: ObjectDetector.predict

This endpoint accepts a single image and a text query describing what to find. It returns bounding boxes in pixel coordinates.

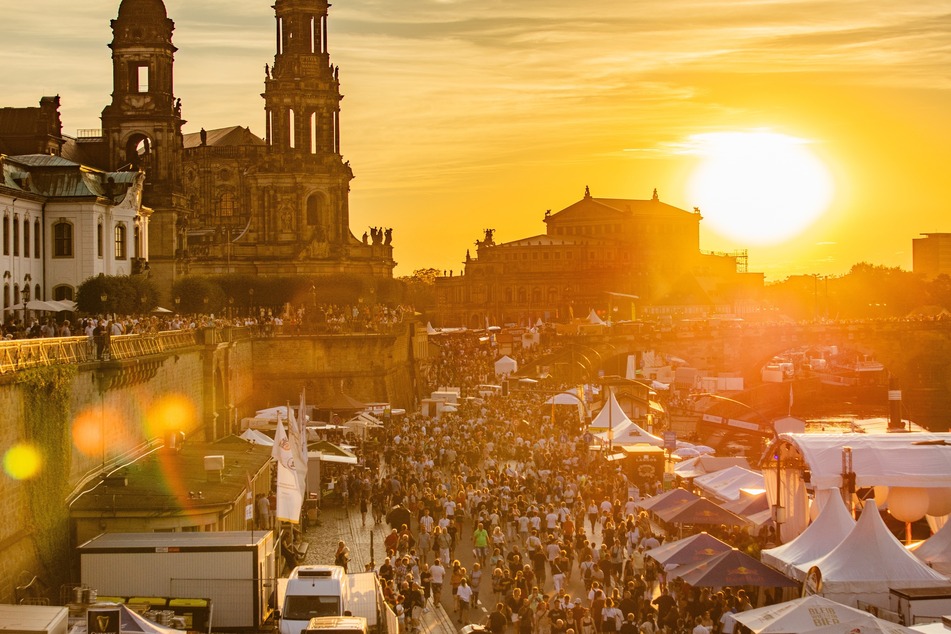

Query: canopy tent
[645,532,732,567]
[637,488,699,513]
[672,548,798,588]
[239,428,274,446]
[722,490,769,516]
[593,419,664,446]
[587,309,606,325]
[545,392,583,406]
[761,488,855,580]
[494,355,518,377]
[656,497,751,527]
[342,413,384,440]
[309,440,358,464]
[771,433,951,489]
[766,433,951,540]
[734,595,918,634]
[589,391,631,430]
[796,501,948,608]
[694,466,766,502]
[314,392,367,414]
[426,322,438,335]
[910,516,951,575]
[675,456,751,480]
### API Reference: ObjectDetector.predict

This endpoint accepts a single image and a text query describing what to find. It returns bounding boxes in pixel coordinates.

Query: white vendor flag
[271,415,303,523]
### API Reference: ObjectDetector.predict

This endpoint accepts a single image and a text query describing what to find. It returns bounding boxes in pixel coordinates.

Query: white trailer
[0,605,68,634]
[78,530,277,630]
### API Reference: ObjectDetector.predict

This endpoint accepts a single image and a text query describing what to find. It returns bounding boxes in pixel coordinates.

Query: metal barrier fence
[0,330,201,375]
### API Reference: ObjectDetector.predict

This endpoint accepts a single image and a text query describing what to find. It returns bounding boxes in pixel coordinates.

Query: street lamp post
[248,288,254,317]
[22,285,31,323]
[174,296,180,313]
[100,291,108,316]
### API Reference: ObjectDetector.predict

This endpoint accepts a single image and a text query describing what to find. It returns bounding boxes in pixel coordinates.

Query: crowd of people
[326,332,772,634]
[0,301,415,341]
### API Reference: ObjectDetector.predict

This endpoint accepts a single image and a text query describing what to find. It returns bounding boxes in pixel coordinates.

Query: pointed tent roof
[675,456,751,480]
[672,548,798,588]
[587,309,607,326]
[909,516,951,575]
[722,490,769,516]
[636,487,700,513]
[314,392,367,412]
[426,322,438,335]
[694,466,765,502]
[656,496,751,526]
[761,488,855,580]
[645,532,733,567]
[733,595,919,634]
[589,391,630,429]
[593,419,664,446]
[797,500,948,599]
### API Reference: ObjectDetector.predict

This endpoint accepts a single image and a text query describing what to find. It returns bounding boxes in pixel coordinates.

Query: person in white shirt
[456,578,473,624]
[429,559,446,599]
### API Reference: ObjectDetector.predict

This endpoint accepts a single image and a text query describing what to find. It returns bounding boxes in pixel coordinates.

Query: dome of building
[116,0,168,21]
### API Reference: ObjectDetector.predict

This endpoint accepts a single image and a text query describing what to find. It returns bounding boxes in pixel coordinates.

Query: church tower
[244,0,357,258]
[101,0,188,285]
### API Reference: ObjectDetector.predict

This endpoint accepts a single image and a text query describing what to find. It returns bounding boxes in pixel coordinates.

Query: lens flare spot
[147,394,197,437]
[4,443,42,480]
[72,408,104,457]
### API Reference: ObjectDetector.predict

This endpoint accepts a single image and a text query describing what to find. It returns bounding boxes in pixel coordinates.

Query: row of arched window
[2,217,41,258]
[2,283,74,310]
[4,217,136,260]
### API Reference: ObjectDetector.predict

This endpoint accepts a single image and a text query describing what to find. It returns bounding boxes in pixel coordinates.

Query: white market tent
[733,595,918,634]
[694,466,765,502]
[910,517,951,575]
[765,432,951,541]
[795,500,948,608]
[545,391,583,406]
[761,488,855,580]
[494,355,518,376]
[587,309,606,325]
[675,456,751,480]
[589,391,630,430]
[239,428,274,446]
[593,419,663,446]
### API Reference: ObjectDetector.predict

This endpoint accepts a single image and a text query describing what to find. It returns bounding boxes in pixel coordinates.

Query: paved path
[301,503,458,634]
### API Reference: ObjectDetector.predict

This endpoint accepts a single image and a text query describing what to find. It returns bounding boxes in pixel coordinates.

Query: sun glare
[687,131,833,244]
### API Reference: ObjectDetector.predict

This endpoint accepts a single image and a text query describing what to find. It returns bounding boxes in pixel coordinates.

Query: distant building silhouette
[434,187,764,328]
[913,233,951,280]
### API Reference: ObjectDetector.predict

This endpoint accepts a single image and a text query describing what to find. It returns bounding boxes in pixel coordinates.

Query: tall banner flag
[286,403,308,498]
[298,389,309,478]
[272,415,303,523]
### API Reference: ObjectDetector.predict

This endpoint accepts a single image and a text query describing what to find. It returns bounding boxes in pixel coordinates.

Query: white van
[305,616,368,634]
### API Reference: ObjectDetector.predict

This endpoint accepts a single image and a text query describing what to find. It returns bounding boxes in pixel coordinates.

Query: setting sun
[687,131,834,244]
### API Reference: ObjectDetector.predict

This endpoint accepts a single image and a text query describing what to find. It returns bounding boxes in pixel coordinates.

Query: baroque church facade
[0,0,394,294]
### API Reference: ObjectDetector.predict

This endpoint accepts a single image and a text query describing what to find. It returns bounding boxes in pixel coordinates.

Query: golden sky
[4,1,950,280]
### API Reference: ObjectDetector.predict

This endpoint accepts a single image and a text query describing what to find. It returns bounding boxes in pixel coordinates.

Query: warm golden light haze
[4,0,950,280]
[686,131,834,243]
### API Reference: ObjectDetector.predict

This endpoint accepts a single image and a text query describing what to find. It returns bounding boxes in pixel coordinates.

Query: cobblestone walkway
[301,504,458,634]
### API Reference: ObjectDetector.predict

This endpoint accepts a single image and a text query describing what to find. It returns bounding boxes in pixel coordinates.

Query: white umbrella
[695,445,716,455]
[152,306,173,314]
[676,441,695,449]
[673,447,701,459]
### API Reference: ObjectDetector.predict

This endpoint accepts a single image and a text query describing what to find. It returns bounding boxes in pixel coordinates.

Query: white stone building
[0,154,150,314]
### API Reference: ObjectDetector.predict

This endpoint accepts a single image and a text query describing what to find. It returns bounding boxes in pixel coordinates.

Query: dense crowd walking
[325,332,769,634]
